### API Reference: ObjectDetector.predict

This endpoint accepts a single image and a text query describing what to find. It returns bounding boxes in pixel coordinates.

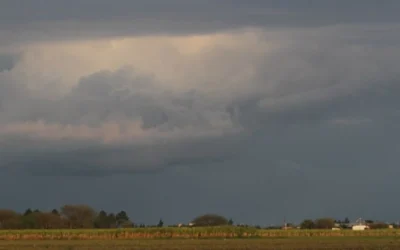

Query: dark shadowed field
[1,238,400,250]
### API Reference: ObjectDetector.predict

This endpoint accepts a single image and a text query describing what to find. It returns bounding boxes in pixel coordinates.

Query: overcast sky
[1,0,400,225]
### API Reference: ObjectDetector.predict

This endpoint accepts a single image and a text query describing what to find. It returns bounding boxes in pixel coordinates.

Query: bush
[300,219,315,229]
[314,218,335,229]
[191,214,229,227]
[369,222,388,229]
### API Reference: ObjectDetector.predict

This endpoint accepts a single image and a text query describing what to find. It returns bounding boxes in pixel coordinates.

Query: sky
[1,0,400,226]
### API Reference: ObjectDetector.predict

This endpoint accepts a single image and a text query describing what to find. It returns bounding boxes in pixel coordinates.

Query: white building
[352,225,368,230]
[351,218,369,230]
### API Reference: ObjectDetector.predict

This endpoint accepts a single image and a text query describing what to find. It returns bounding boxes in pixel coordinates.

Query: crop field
[1,209,398,249]
[1,228,400,249]
[1,228,400,240]
[1,238,400,250]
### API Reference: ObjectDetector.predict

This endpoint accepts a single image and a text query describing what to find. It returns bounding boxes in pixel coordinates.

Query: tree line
[299,218,396,230]
[0,205,397,230]
[0,205,139,229]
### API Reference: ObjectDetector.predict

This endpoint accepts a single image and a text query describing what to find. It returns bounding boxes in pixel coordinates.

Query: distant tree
[23,209,33,216]
[21,213,38,229]
[116,211,129,223]
[35,212,64,229]
[365,219,374,224]
[51,209,59,215]
[94,210,109,228]
[157,219,164,227]
[0,210,19,229]
[61,205,96,228]
[314,218,335,229]
[228,218,234,225]
[340,223,351,229]
[344,217,350,224]
[369,222,388,229]
[115,210,133,228]
[191,214,229,227]
[107,213,117,228]
[300,219,315,229]
[1,216,22,229]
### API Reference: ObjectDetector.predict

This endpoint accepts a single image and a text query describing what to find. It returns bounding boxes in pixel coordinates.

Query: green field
[1,238,400,250]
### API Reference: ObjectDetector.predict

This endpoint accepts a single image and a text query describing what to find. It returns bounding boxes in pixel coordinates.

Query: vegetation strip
[1,228,400,240]
[2,238,400,250]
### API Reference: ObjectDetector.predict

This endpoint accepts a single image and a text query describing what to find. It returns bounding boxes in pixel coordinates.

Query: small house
[351,218,369,230]
[352,224,369,230]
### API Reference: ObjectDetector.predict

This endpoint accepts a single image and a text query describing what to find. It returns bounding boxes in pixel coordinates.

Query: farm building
[352,224,369,230]
[351,218,369,230]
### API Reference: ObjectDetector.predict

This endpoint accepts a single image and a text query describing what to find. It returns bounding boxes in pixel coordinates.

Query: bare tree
[61,205,96,228]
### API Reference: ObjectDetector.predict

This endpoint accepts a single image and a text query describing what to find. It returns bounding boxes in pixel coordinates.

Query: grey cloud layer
[1,1,400,226]
[2,0,399,25]
[1,24,400,176]
[1,0,400,46]
[0,54,19,72]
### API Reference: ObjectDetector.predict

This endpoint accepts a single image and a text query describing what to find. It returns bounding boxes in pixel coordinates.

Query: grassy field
[1,238,400,250]
[1,228,400,249]
[1,228,400,240]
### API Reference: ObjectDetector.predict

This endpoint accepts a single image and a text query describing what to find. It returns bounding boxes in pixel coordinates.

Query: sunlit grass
[0,227,399,240]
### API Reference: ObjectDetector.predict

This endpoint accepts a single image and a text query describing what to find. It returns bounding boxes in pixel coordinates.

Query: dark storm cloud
[1,23,400,176]
[0,54,19,72]
[1,0,400,46]
[0,133,247,176]
[1,0,400,226]
[1,0,399,26]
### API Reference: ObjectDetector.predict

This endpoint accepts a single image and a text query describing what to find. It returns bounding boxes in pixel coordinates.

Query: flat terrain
[2,228,400,240]
[1,238,400,250]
